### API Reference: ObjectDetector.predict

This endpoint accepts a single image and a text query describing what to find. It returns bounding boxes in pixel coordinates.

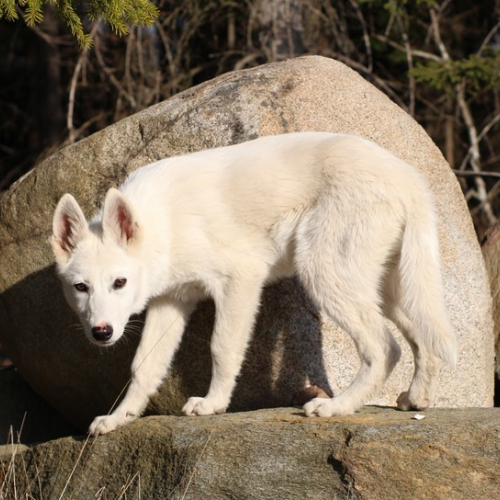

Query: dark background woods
[2,0,500,238]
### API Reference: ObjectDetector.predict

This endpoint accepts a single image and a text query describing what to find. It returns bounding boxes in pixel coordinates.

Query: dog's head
[52,189,147,346]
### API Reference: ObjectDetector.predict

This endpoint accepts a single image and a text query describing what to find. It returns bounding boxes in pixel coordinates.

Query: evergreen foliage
[0,0,159,48]
[411,51,500,96]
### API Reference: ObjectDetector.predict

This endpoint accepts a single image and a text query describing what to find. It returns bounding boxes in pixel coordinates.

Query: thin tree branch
[94,31,136,109]
[477,21,500,56]
[349,0,372,73]
[458,111,500,171]
[373,34,442,62]
[395,13,415,117]
[454,170,500,179]
[67,22,100,144]
[430,7,496,225]
[429,8,450,61]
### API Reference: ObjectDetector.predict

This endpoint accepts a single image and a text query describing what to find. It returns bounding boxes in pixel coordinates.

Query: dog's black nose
[91,325,113,342]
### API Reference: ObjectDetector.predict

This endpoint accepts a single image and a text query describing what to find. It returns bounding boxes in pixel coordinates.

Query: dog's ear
[102,188,140,247]
[52,194,89,263]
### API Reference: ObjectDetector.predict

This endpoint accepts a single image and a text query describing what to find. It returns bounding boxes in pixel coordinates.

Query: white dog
[51,132,456,435]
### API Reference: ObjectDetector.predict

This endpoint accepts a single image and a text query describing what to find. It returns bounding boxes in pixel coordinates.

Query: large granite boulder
[481,223,500,370]
[0,56,493,431]
[5,407,500,499]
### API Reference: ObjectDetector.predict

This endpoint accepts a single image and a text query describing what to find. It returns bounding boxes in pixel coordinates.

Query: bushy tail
[398,197,457,365]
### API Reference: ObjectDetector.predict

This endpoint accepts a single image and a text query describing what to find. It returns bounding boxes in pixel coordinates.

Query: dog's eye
[113,278,127,289]
[74,283,88,293]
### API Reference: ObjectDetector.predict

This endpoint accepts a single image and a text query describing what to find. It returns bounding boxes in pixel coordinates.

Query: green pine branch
[1,0,18,21]
[411,51,500,97]
[0,0,159,48]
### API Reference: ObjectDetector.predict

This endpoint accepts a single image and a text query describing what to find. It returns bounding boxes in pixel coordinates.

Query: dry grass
[0,420,216,500]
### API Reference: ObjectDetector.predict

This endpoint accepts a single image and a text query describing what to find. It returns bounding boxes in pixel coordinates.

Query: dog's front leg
[89,298,193,435]
[182,276,264,416]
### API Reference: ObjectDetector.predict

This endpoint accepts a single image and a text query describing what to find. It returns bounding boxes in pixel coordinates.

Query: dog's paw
[396,391,430,412]
[182,397,227,416]
[88,413,135,436]
[303,397,354,417]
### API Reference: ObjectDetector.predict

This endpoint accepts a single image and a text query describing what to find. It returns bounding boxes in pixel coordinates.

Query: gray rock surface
[5,407,500,500]
[481,222,500,369]
[0,56,493,432]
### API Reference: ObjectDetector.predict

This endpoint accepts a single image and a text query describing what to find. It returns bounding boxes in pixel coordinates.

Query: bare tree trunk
[37,4,65,148]
[252,0,305,60]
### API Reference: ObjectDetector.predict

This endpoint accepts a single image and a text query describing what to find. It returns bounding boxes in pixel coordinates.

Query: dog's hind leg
[302,277,401,417]
[383,268,441,411]
[296,205,402,417]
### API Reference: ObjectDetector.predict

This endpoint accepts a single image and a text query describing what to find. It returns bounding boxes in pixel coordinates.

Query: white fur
[51,132,456,435]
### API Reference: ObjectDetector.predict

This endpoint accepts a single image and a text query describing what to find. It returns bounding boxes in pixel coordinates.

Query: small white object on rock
[412,414,426,420]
